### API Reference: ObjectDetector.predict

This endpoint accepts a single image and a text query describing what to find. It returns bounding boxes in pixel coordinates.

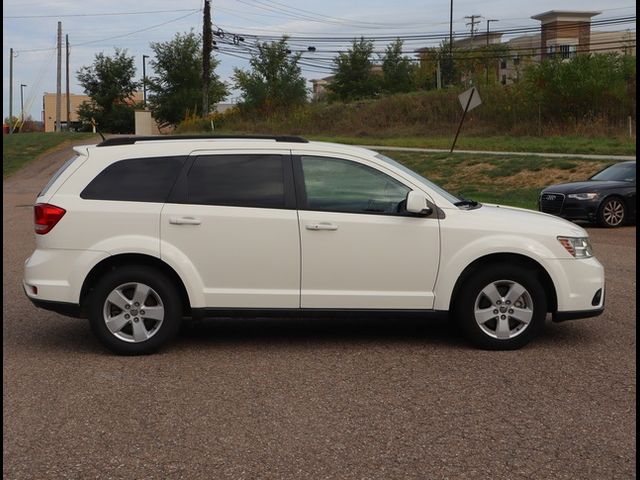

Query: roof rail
[96,134,309,147]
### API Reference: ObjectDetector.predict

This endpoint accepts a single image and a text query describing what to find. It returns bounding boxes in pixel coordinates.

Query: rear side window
[39,155,79,197]
[81,157,185,202]
[187,154,285,208]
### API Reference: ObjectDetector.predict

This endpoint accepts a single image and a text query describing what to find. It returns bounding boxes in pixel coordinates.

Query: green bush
[180,53,636,140]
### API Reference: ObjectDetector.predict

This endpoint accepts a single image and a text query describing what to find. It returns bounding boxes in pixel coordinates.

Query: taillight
[34,203,66,235]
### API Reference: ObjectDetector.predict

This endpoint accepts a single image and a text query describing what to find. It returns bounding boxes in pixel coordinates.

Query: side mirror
[405,191,433,216]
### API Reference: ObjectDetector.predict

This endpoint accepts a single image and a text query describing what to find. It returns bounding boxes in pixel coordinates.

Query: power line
[211,15,635,44]
[215,32,636,70]
[14,10,200,53]
[3,8,200,19]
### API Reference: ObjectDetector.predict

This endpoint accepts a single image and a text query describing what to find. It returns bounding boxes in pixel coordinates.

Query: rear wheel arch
[80,253,191,317]
[449,253,557,313]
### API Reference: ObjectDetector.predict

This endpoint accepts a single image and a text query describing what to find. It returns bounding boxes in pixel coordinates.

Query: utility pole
[55,21,62,132]
[485,19,499,84]
[9,48,14,133]
[465,15,482,39]
[202,0,212,117]
[66,34,70,130]
[448,0,453,86]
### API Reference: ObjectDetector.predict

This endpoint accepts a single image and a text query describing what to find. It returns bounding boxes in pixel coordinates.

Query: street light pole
[485,19,499,84]
[142,54,149,108]
[20,84,27,123]
[486,19,499,47]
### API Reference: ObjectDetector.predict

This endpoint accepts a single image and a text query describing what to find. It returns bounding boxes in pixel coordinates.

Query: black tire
[453,264,547,350]
[87,266,182,355]
[597,196,626,228]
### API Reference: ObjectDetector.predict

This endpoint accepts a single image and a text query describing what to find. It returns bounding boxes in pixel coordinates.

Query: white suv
[24,135,605,354]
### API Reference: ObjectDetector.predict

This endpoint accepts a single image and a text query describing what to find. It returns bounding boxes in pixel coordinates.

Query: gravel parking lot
[3,146,636,479]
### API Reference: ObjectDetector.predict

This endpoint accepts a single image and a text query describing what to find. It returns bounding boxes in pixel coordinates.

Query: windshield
[590,163,636,182]
[375,153,462,205]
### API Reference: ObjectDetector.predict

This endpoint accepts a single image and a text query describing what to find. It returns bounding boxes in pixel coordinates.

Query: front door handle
[306,222,338,231]
[169,217,201,225]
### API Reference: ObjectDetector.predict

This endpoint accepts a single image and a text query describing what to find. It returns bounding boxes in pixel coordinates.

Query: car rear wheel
[597,197,626,228]
[454,265,547,350]
[87,266,182,355]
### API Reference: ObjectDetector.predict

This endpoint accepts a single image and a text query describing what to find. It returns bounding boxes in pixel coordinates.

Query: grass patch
[3,132,96,177]
[385,151,611,210]
[306,135,636,156]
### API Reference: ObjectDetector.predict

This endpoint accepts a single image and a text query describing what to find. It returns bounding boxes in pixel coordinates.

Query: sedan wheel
[598,198,625,228]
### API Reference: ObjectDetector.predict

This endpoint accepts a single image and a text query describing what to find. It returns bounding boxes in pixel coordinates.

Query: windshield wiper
[454,195,480,208]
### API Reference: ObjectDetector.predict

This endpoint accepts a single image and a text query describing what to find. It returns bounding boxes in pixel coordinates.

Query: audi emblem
[543,194,557,201]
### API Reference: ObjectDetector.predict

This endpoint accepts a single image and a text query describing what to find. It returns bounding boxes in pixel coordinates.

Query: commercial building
[414,10,636,86]
[42,91,144,132]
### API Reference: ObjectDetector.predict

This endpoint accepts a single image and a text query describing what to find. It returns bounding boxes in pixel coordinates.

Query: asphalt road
[3,145,636,479]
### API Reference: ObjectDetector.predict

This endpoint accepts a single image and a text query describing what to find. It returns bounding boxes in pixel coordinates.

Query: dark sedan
[539,161,636,228]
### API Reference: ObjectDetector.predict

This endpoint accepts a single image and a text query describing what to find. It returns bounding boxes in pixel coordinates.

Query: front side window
[187,154,285,208]
[300,156,409,214]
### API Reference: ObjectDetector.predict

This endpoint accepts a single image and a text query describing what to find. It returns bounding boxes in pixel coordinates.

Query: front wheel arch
[449,253,557,313]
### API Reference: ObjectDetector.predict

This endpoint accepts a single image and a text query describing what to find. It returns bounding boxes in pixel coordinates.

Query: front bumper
[539,196,600,222]
[553,306,604,322]
[544,255,605,318]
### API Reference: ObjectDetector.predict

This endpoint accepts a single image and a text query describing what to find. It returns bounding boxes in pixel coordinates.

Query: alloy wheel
[602,199,625,227]
[473,279,534,340]
[102,282,165,343]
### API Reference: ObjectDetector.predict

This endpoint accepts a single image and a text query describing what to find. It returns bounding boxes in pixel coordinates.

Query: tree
[233,37,307,115]
[521,53,636,121]
[328,37,379,101]
[147,31,227,126]
[381,39,415,93]
[77,48,140,133]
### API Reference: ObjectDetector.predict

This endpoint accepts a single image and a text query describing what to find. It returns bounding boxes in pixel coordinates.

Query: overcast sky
[2,0,636,122]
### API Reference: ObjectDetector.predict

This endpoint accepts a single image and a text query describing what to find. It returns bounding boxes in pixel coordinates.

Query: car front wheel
[454,265,547,350]
[87,266,182,355]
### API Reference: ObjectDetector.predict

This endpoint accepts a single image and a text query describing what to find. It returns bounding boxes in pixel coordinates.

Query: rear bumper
[23,283,84,318]
[24,248,109,304]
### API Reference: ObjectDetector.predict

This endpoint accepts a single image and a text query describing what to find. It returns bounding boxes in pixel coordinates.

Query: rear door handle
[169,217,201,225]
[306,222,338,231]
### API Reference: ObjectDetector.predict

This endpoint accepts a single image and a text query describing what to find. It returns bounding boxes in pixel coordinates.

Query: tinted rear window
[81,157,185,202]
[187,154,285,208]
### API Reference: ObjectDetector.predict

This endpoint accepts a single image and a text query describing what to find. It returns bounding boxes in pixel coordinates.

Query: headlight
[557,236,593,258]
[567,193,598,200]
